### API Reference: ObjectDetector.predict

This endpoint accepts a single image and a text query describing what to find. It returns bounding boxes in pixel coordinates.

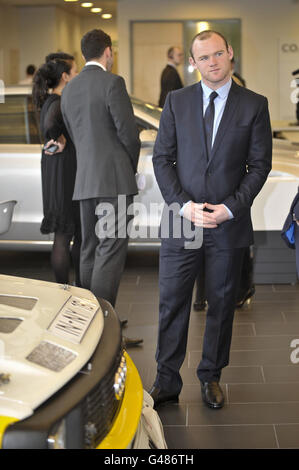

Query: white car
[0,87,161,250]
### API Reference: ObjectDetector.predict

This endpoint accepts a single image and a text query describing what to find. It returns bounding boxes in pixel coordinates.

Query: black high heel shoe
[235,286,255,308]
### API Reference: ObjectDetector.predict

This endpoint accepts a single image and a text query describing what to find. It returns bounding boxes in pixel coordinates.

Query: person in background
[32,53,81,287]
[231,57,246,87]
[19,64,36,85]
[158,46,184,108]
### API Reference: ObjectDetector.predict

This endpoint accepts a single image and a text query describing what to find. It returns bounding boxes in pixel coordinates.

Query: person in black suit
[150,30,272,409]
[158,46,184,108]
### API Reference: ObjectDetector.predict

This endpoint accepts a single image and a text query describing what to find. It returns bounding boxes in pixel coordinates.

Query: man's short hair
[26,64,36,76]
[81,29,112,61]
[189,30,229,59]
[167,47,175,59]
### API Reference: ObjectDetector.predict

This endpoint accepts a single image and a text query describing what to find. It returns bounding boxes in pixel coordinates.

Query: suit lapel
[195,82,209,162]
[207,80,240,166]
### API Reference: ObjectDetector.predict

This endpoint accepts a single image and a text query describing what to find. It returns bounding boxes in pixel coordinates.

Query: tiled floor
[2,248,299,449]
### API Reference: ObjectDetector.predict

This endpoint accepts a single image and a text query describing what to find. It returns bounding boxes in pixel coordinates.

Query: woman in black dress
[32,53,81,286]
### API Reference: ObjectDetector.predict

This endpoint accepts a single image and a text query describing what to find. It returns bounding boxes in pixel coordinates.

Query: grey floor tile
[273,284,299,292]
[228,383,299,403]
[189,349,292,368]
[164,424,278,449]
[156,404,187,426]
[281,311,299,322]
[187,402,299,426]
[263,365,299,383]
[275,424,299,448]
[255,322,299,335]
[230,335,296,350]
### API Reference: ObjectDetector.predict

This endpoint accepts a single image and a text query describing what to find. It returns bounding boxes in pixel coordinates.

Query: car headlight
[114,355,127,400]
[47,420,66,449]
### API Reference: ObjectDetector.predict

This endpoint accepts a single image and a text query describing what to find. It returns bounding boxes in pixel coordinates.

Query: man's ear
[189,56,196,69]
[228,45,234,61]
[61,71,69,83]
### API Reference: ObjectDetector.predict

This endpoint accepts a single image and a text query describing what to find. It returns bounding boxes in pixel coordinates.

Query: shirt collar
[201,78,232,100]
[85,61,106,72]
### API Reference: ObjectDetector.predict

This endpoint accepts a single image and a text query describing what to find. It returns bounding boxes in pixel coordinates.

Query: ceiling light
[196,21,210,33]
[91,7,102,13]
[64,0,79,2]
[102,13,112,19]
[81,2,93,7]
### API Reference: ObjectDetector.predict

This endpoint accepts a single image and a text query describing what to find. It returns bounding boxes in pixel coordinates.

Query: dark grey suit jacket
[61,65,140,200]
[158,64,183,108]
[153,80,273,248]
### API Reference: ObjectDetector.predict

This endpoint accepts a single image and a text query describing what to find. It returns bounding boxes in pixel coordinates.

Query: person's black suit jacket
[158,64,183,108]
[153,79,272,248]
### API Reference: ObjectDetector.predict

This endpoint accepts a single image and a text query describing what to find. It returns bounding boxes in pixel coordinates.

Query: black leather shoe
[236,286,255,308]
[149,386,179,409]
[123,336,143,348]
[193,300,207,311]
[201,381,224,409]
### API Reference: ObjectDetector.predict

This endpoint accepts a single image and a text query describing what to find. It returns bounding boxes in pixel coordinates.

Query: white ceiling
[0,0,117,18]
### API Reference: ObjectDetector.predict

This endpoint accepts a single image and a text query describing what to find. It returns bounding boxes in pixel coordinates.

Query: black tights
[51,229,81,286]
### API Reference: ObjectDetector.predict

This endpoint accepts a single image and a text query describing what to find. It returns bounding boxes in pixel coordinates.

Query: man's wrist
[180,200,192,216]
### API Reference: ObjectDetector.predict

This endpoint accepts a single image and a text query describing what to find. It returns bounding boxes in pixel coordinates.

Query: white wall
[117,0,299,120]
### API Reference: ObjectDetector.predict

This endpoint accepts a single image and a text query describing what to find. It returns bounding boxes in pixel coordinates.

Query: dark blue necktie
[204,91,218,160]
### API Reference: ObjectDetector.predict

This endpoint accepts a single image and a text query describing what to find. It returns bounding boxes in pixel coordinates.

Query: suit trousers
[155,229,245,395]
[79,196,133,307]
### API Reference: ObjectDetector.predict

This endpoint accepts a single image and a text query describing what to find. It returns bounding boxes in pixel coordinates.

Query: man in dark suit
[61,30,142,344]
[158,46,184,108]
[150,30,272,409]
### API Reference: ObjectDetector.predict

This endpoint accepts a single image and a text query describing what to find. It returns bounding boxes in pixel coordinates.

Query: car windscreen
[0,94,40,144]
[131,96,162,122]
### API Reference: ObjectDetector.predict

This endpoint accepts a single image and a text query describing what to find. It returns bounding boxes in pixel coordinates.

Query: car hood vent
[0,317,23,333]
[0,295,37,310]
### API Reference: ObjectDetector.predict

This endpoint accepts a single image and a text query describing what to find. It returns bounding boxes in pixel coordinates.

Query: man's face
[172,48,184,66]
[189,34,233,89]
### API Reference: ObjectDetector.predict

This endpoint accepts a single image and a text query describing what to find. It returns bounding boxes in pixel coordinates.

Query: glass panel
[0,95,40,144]
[183,19,241,87]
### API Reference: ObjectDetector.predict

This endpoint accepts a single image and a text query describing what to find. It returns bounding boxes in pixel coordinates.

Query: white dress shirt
[85,61,106,71]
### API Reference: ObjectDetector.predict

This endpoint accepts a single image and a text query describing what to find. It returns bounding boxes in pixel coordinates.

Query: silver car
[0,86,299,252]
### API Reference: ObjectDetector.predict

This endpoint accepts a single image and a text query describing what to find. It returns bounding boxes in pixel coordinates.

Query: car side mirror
[140,129,158,148]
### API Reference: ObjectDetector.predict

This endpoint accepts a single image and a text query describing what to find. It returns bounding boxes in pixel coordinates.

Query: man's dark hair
[26,64,36,76]
[167,47,175,59]
[81,29,112,61]
[189,30,229,59]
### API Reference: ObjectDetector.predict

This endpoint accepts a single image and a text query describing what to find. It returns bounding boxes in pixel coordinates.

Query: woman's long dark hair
[32,52,74,110]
